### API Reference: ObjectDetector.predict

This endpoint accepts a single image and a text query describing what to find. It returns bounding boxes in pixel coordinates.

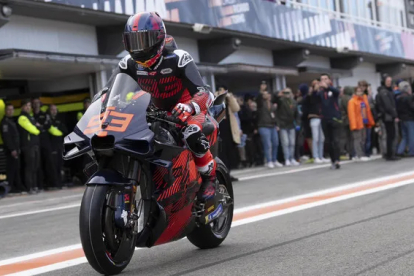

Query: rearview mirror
[213,92,227,106]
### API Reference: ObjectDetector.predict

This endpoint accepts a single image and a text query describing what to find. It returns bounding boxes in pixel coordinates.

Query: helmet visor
[123,30,162,53]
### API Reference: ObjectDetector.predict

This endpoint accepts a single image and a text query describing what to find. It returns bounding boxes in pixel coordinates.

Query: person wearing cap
[376,74,400,161]
[396,81,414,157]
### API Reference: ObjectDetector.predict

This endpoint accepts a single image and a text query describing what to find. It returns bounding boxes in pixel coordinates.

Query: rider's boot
[196,175,224,224]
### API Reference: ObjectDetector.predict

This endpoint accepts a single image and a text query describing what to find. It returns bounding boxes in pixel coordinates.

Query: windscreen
[105,73,141,110]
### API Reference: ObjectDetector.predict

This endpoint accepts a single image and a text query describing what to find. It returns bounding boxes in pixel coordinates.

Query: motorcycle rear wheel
[187,159,234,249]
[79,185,136,275]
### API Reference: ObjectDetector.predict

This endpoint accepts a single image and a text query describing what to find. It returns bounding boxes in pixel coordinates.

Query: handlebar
[146,111,188,127]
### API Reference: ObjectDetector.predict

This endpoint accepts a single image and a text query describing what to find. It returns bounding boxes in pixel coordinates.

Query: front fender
[86,169,131,186]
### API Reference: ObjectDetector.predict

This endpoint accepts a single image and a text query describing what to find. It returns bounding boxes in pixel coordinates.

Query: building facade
[1,0,414,104]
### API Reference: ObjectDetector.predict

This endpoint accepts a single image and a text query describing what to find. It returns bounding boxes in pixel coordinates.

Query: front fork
[111,160,141,230]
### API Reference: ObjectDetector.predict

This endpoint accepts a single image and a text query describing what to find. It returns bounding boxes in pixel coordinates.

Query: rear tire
[187,158,234,249]
[79,185,136,275]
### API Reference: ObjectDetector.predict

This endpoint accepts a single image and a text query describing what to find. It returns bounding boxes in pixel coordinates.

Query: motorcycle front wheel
[79,185,136,275]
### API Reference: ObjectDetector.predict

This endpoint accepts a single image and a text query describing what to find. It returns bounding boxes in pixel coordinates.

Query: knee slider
[183,125,210,156]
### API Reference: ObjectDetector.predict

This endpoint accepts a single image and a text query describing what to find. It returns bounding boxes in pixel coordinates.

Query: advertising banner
[36,0,413,61]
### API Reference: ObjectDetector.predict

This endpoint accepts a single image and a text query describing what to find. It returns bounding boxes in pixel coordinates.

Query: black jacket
[33,110,52,149]
[18,111,40,150]
[396,92,414,121]
[376,85,398,122]
[238,105,256,135]
[302,93,321,121]
[316,86,341,120]
[0,116,20,153]
[49,114,68,148]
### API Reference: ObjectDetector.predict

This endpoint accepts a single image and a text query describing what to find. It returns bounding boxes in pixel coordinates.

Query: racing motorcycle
[63,73,234,275]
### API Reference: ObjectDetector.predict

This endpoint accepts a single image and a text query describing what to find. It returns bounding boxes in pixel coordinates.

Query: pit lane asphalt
[1,158,414,275]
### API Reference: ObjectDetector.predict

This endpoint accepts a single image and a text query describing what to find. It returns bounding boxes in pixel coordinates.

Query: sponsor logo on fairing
[205,203,223,223]
[165,54,175,60]
[149,71,157,76]
[161,68,173,74]
[136,71,148,75]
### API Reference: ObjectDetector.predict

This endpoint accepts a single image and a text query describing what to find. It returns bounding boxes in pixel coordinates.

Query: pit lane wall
[31,0,414,61]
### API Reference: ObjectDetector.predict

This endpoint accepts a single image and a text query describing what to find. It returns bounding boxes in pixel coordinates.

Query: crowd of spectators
[0,98,91,195]
[2,72,413,192]
[214,73,414,177]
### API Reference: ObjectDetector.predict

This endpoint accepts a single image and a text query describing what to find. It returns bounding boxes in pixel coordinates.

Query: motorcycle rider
[102,12,221,223]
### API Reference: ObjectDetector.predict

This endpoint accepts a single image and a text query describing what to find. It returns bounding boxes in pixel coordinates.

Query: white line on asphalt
[0,244,82,266]
[0,204,81,220]
[4,257,88,276]
[0,157,384,220]
[0,194,83,209]
[235,170,414,214]
[232,178,414,227]
[237,156,381,181]
[2,169,414,276]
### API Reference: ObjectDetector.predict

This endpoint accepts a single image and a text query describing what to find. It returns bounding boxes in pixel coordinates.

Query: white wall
[219,46,273,66]
[0,15,98,56]
[173,36,200,63]
[29,75,90,93]
[338,62,381,94]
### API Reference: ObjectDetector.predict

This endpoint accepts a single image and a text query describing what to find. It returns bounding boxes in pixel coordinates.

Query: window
[409,13,414,25]
[320,0,335,12]
[376,0,405,27]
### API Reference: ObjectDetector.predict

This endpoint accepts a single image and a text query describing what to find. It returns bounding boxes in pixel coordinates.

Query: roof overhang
[0,49,118,80]
[198,63,298,76]
[298,66,352,78]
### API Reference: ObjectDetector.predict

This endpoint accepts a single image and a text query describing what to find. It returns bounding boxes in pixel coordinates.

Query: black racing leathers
[104,45,216,178]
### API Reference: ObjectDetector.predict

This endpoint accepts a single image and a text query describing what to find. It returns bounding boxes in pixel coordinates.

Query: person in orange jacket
[348,86,375,161]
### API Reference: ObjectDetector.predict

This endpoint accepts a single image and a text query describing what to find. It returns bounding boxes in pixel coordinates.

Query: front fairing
[64,74,154,159]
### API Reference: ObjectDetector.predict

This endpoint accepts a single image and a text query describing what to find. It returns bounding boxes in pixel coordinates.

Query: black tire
[79,185,136,275]
[187,158,234,249]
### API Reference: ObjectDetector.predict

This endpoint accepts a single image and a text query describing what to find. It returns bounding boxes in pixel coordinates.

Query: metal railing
[273,0,414,35]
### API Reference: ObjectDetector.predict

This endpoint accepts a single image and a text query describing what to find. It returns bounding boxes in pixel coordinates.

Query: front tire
[79,185,136,275]
[187,158,234,249]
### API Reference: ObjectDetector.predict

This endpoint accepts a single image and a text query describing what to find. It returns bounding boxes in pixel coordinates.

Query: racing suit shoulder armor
[173,49,194,68]
[119,54,132,70]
